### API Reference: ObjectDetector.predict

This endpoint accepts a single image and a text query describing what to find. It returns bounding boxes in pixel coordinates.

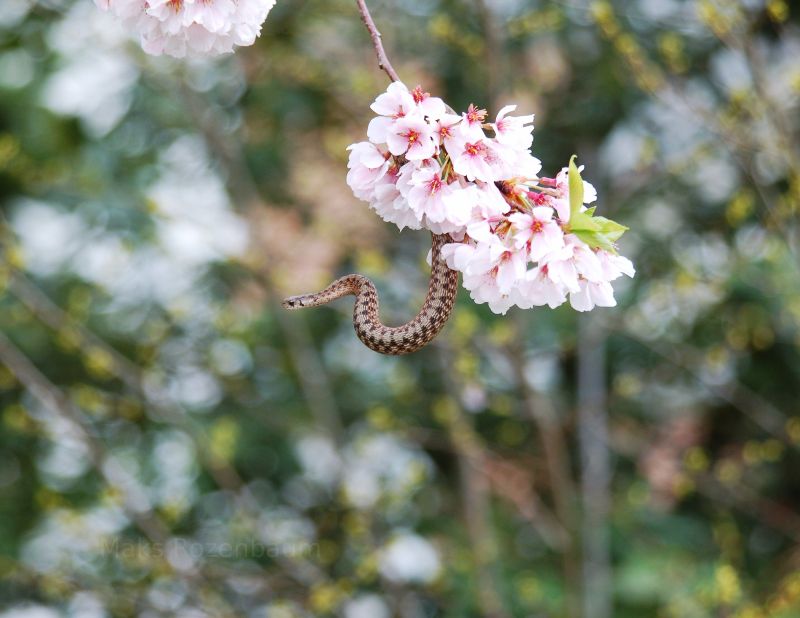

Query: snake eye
[282,296,305,309]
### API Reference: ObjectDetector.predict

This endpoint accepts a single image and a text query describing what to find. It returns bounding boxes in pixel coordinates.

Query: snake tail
[282,233,459,355]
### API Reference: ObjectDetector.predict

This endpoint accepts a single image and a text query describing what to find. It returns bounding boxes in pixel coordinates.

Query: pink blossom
[517,265,568,309]
[549,235,604,283]
[474,183,511,220]
[346,142,391,202]
[183,0,238,34]
[464,272,516,315]
[369,164,422,231]
[509,206,565,262]
[570,280,617,312]
[401,161,447,218]
[367,82,418,144]
[441,240,476,272]
[410,85,447,120]
[99,0,275,57]
[490,105,535,151]
[449,137,505,182]
[400,162,473,235]
[443,235,525,314]
[385,115,436,161]
[495,143,542,179]
[439,184,479,231]
[145,0,185,35]
[460,235,528,296]
[433,113,464,149]
[462,184,510,245]
[371,81,417,118]
[490,245,528,295]
[342,81,634,316]
[462,104,488,140]
[597,250,636,280]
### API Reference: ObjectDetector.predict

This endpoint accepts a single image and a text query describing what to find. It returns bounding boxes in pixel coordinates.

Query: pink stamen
[411,85,430,104]
[404,129,420,146]
[527,191,549,205]
[466,104,487,124]
[464,141,487,157]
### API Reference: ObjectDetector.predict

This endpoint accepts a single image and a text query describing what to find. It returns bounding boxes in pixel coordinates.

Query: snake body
[282,233,459,355]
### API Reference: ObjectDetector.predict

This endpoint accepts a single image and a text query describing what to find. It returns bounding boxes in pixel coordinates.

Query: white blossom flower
[385,115,437,161]
[346,141,391,202]
[460,104,489,140]
[449,136,500,182]
[400,161,452,223]
[570,279,617,311]
[434,183,477,233]
[95,0,276,58]
[433,113,464,148]
[345,81,634,314]
[410,85,446,120]
[369,164,422,231]
[490,104,535,151]
[597,249,636,280]
[517,265,568,309]
[379,533,441,584]
[509,206,565,261]
[367,81,418,144]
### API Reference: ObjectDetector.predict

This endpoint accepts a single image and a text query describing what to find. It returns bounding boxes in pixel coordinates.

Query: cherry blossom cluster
[94,0,276,58]
[347,82,635,314]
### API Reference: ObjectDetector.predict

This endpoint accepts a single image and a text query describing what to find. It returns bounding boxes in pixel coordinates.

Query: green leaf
[573,229,617,253]
[593,216,629,242]
[569,209,600,232]
[565,155,629,254]
[568,155,584,219]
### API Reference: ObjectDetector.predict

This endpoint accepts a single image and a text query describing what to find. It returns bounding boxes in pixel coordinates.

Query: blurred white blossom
[343,594,391,618]
[94,0,277,58]
[379,532,441,584]
[342,434,432,509]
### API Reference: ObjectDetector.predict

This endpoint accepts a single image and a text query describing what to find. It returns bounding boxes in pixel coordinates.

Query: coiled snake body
[282,233,459,355]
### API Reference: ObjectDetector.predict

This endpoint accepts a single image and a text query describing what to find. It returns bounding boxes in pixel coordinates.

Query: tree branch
[355,0,400,83]
[0,330,170,544]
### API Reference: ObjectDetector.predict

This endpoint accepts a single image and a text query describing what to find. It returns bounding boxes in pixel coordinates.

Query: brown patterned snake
[282,233,459,355]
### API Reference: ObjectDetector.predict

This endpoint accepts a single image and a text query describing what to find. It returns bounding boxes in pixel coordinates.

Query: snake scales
[282,233,459,355]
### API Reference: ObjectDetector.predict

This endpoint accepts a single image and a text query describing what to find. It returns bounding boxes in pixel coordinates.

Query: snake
[282,233,459,355]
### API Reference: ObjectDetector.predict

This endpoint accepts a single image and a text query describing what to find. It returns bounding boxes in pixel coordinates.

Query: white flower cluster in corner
[347,81,635,314]
[93,0,276,58]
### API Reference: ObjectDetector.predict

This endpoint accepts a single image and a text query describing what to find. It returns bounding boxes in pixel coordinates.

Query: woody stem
[354,0,401,83]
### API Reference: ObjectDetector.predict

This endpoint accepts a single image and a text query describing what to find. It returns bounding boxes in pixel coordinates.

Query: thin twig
[506,317,581,618]
[618,331,793,445]
[354,0,401,83]
[577,314,612,618]
[170,76,345,444]
[6,270,277,490]
[0,331,292,610]
[3,262,326,589]
[474,0,501,110]
[457,452,511,618]
[694,475,800,543]
[436,345,512,618]
[0,331,168,545]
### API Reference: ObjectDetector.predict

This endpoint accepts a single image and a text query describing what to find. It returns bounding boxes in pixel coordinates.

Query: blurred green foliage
[0,0,800,617]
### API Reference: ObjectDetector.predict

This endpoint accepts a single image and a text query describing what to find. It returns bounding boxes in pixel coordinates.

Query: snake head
[281,295,307,310]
